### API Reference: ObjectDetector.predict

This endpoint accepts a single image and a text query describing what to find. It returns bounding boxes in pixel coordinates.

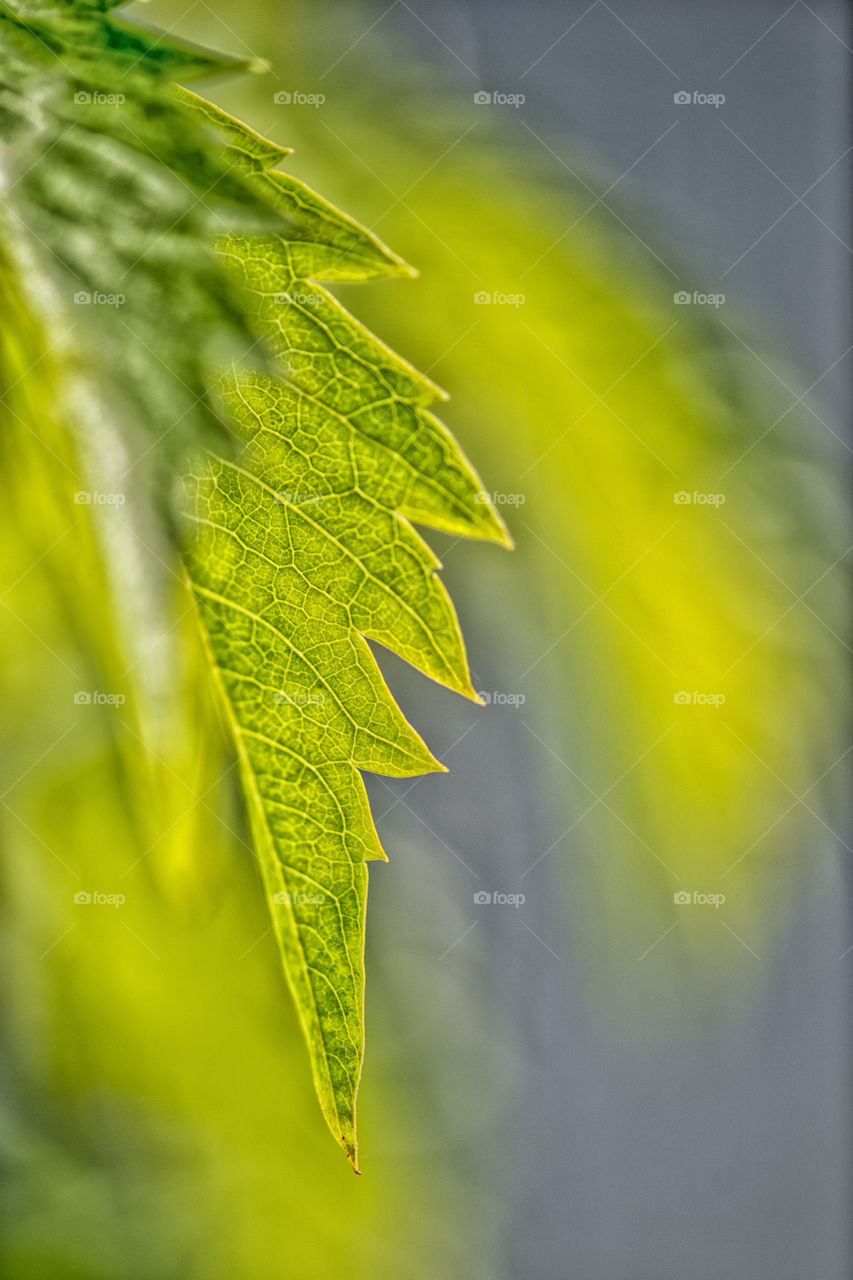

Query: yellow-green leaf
[179,96,510,1167]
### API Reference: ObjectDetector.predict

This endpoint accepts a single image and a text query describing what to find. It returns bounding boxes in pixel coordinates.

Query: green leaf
[1,0,509,1167]
[179,92,510,1168]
